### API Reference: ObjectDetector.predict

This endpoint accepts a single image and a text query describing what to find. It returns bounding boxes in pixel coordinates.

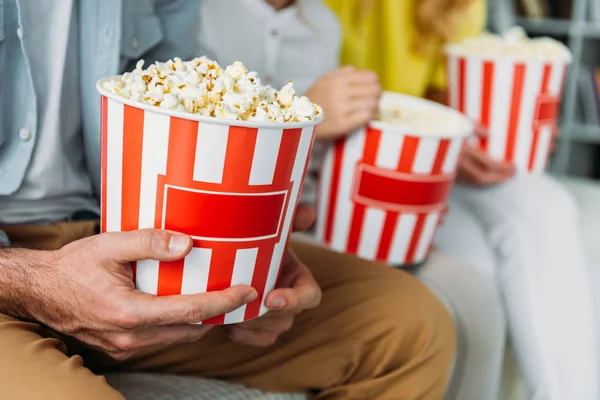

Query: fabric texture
[0,222,456,400]
[436,174,598,400]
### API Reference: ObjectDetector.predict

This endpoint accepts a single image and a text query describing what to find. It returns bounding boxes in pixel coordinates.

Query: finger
[346,97,380,113]
[293,205,315,232]
[230,311,295,333]
[265,263,321,311]
[342,109,376,132]
[93,229,193,263]
[347,82,382,100]
[109,324,212,353]
[467,148,515,174]
[128,285,258,326]
[460,158,512,186]
[346,69,379,84]
[227,326,279,347]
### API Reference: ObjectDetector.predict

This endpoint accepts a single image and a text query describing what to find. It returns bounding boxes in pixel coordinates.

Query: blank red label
[535,95,559,126]
[163,186,287,240]
[353,164,453,211]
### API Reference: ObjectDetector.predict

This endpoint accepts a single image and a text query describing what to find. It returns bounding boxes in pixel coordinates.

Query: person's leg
[416,250,506,400]
[0,222,124,400]
[451,175,598,400]
[94,240,457,400]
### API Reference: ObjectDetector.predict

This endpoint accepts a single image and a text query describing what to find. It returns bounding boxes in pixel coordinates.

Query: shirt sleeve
[429,0,487,90]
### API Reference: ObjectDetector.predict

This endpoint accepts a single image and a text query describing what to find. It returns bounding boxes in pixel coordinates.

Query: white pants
[436,174,598,400]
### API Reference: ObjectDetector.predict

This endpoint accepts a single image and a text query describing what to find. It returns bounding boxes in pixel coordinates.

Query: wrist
[0,248,52,320]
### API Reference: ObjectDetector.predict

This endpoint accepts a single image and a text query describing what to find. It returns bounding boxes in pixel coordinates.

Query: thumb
[95,229,192,263]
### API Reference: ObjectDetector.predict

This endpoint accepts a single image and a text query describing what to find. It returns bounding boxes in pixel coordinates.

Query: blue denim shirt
[0,0,204,199]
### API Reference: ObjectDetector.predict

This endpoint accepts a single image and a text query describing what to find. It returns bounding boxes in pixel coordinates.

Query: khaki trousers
[0,222,456,399]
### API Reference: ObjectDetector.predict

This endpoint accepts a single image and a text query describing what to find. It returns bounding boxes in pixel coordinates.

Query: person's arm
[0,230,256,360]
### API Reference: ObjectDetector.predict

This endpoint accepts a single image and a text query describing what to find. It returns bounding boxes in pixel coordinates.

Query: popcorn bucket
[445,51,569,173]
[314,92,473,266]
[97,78,319,324]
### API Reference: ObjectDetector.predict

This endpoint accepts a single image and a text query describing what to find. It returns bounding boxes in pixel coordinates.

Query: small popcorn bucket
[97,78,320,324]
[314,92,473,267]
[445,49,570,173]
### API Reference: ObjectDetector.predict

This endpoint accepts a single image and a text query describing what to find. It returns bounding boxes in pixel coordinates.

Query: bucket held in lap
[315,92,473,267]
[97,57,322,324]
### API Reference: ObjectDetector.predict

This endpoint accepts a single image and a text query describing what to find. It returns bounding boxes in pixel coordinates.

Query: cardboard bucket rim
[373,91,474,139]
[443,46,573,64]
[97,76,324,129]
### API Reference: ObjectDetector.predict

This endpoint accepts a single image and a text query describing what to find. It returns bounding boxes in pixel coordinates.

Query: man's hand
[457,143,515,186]
[0,230,257,360]
[225,206,322,347]
[306,66,381,140]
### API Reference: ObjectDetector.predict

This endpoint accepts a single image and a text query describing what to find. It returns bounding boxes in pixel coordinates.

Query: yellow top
[323,0,487,97]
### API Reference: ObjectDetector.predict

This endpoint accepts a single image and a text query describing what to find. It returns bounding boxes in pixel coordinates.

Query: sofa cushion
[105,373,307,400]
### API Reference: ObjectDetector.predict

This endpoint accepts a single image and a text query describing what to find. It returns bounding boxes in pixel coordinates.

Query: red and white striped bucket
[314,92,473,266]
[445,51,569,173]
[97,78,319,324]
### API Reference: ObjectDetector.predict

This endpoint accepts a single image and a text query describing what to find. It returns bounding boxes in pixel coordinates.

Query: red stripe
[346,128,381,253]
[376,136,420,262]
[480,61,495,153]
[505,64,527,162]
[244,243,276,320]
[121,105,145,232]
[324,139,345,244]
[431,139,450,174]
[529,64,552,171]
[203,244,238,325]
[157,117,199,296]
[458,57,467,113]
[100,96,108,233]
[246,128,303,320]
[405,213,427,264]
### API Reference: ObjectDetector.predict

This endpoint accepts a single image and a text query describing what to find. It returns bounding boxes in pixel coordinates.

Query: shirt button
[19,128,31,141]
[130,37,140,49]
[16,27,23,39]
[270,29,279,36]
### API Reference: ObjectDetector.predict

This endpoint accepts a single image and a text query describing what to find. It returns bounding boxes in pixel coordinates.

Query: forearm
[0,248,48,320]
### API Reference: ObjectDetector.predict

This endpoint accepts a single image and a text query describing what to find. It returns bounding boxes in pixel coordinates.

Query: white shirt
[198,0,341,205]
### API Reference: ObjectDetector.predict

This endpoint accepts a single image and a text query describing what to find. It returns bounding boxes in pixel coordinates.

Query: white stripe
[442,138,464,174]
[549,63,567,94]
[466,58,483,122]
[388,214,417,265]
[138,112,170,229]
[412,138,439,173]
[331,129,366,251]
[249,128,283,185]
[414,212,441,263]
[533,127,553,172]
[375,130,404,169]
[315,144,334,241]
[106,100,124,232]
[193,123,229,183]
[357,208,386,260]
[136,260,160,295]
[448,56,460,109]
[488,60,515,160]
[514,63,544,172]
[180,247,212,295]
[260,126,315,316]
[225,248,259,324]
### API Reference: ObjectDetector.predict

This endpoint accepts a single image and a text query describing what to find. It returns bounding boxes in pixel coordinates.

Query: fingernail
[168,235,189,254]
[245,290,259,303]
[267,296,286,310]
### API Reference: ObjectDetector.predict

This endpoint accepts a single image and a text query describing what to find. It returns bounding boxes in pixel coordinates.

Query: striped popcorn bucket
[315,92,473,267]
[97,78,319,324]
[445,50,569,173]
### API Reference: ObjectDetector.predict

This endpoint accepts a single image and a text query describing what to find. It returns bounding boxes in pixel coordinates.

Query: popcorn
[103,57,322,122]
[445,26,572,62]
[378,106,469,135]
